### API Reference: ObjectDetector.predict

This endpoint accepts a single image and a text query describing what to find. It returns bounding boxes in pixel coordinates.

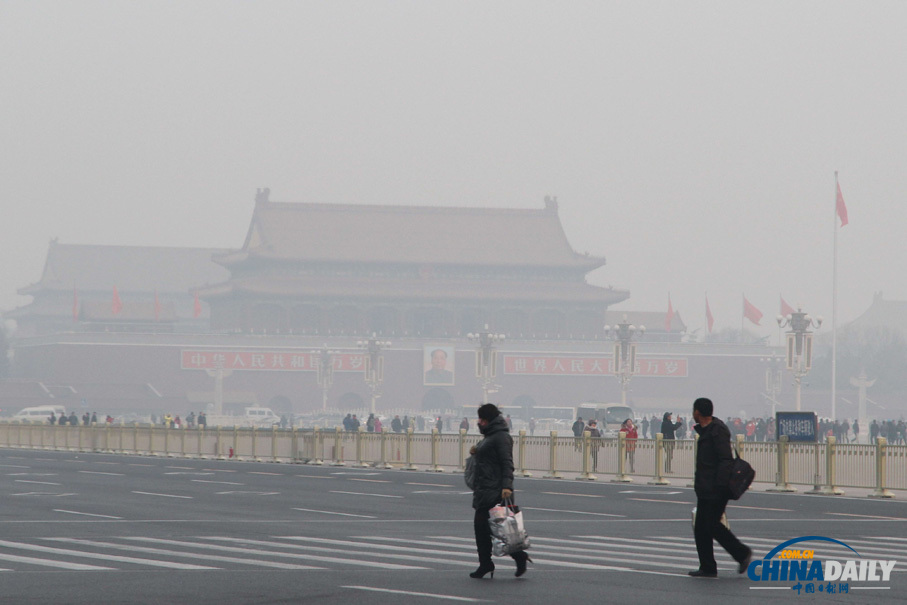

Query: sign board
[776,411,818,443]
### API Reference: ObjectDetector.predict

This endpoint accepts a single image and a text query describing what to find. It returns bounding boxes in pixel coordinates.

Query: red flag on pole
[743,296,762,326]
[705,296,714,334]
[72,287,79,321]
[665,295,675,332]
[111,286,123,316]
[193,291,202,318]
[780,296,795,317]
[836,181,848,227]
[154,290,162,321]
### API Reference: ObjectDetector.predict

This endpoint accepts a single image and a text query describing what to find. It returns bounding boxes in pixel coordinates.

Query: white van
[12,405,66,422]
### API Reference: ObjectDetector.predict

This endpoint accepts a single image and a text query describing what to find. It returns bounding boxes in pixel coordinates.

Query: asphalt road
[1,448,906,604]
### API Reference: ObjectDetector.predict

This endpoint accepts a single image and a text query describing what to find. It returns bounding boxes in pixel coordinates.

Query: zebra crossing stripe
[121,537,422,570]
[43,539,322,570]
[0,539,215,570]
[205,537,458,567]
[0,550,113,570]
[360,536,694,571]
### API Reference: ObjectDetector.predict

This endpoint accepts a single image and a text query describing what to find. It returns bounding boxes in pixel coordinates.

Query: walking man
[689,397,752,578]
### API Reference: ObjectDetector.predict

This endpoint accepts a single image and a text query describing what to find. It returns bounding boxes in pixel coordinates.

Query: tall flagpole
[832,171,839,421]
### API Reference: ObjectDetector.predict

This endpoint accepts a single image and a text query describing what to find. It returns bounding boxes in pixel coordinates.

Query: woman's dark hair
[477,403,501,421]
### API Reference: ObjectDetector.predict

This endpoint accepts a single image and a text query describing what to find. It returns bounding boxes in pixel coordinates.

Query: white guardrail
[0,423,901,498]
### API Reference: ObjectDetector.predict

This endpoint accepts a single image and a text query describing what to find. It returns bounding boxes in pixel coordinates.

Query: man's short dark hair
[693,397,713,417]
[477,403,501,421]
[431,349,447,358]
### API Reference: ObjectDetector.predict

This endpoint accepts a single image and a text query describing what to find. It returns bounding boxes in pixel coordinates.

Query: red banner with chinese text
[502,355,687,377]
[180,350,366,372]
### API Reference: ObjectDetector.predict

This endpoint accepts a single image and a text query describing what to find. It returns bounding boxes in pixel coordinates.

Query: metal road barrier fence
[1,423,903,498]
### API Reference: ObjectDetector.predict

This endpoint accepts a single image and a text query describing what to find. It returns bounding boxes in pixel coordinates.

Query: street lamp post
[777,308,822,412]
[314,345,339,412]
[760,355,783,418]
[356,333,391,415]
[467,325,505,404]
[604,315,645,406]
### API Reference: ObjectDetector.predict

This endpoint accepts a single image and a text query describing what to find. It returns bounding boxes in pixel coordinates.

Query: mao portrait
[424,346,455,386]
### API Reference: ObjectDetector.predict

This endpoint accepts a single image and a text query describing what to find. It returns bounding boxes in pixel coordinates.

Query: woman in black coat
[661,412,683,473]
[469,403,531,579]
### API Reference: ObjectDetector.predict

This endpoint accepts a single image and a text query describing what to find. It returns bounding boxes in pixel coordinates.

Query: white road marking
[7,473,58,476]
[0,465,29,468]
[46,539,322,570]
[826,512,907,520]
[10,492,76,497]
[544,492,608,497]
[203,468,238,472]
[296,475,334,479]
[216,536,467,566]
[349,478,391,483]
[125,537,422,570]
[248,471,282,476]
[78,470,124,476]
[330,472,379,475]
[0,551,112,570]
[53,510,122,519]
[93,462,121,465]
[522,506,624,517]
[14,480,60,486]
[132,491,193,499]
[164,472,214,475]
[330,491,402,499]
[619,491,682,495]
[726,504,791,512]
[215,491,279,495]
[127,463,154,467]
[165,466,196,469]
[0,539,215,570]
[292,508,376,518]
[191,479,244,485]
[628,498,688,504]
[407,482,454,487]
[343,586,490,602]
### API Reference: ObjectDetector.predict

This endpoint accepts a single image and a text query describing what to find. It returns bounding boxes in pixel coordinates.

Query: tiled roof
[226,200,605,269]
[844,292,907,336]
[19,242,231,295]
[201,274,629,305]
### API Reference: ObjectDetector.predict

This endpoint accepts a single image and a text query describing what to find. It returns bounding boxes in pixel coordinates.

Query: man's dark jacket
[694,417,734,500]
[471,415,514,509]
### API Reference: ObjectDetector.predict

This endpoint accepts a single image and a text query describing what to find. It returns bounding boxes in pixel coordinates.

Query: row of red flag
[666,294,806,333]
[72,287,202,320]
[665,180,849,333]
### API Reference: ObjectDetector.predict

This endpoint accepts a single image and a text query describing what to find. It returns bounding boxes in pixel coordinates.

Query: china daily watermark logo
[748,536,896,595]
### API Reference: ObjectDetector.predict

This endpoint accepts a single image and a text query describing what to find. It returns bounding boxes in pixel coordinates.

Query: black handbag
[727,449,755,500]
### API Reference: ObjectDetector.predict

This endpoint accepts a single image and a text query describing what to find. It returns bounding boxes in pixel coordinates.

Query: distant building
[199,196,629,339]
[6,240,230,337]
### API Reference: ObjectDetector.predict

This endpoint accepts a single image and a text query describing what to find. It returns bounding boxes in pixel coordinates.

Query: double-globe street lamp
[314,345,341,412]
[467,325,505,404]
[604,315,645,406]
[776,308,822,412]
[356,333,391,415]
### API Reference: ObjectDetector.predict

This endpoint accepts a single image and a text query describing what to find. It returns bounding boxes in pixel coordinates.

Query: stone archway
[338,392,365,410]
[267,395,293,414]
[421,388,454,412]
[510,394,537,419]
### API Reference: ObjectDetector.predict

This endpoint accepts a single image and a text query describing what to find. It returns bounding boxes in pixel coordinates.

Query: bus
[576,402,635,436]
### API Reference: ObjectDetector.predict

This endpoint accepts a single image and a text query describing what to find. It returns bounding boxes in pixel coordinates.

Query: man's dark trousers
[694,496,749,573]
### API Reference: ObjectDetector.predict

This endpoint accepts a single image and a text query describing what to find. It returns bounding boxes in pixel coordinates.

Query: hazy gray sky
[2,1,905,338]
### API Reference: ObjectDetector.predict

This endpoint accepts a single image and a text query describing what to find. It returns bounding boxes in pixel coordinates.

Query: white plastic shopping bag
[488,498,530,556]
